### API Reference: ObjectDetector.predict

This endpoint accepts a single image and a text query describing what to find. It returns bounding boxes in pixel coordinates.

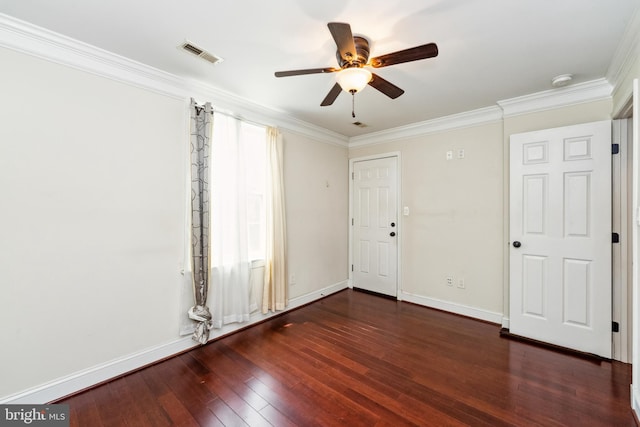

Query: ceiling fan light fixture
[335,67,372,93]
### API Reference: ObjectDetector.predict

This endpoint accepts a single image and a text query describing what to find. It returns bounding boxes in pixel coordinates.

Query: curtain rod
[193,101,273,130]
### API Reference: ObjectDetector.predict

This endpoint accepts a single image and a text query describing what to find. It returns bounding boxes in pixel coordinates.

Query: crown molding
[350,77,613,148]
[497,79,613,118]
[606,6,640,89]
[0,13,349,147]
[0,12,621,149]
[184,78,349,147]
[0,13,187,99]
[607,6,640,116]
[348,106,503,147]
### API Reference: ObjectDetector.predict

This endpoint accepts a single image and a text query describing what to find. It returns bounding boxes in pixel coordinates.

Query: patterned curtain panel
[188,99,213,344]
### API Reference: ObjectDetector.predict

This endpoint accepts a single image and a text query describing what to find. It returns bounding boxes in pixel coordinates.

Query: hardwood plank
[245,376,327,426]
[200,371,271,427]
[122,372,173,426]
[206,398,247,426]
[66,391,105,427]
[58,289,636,426]
[189,344,270,412]
[258,404,297,427]
[103,379,147,426]
[156,393,200,427]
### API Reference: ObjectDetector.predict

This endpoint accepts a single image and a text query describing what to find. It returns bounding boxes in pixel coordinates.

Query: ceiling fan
[274,22,438,114]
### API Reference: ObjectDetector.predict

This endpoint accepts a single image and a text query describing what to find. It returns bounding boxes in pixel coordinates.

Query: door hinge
[352,218,354,226]
[352,172,354,180]
[612,232,620,243]
[612,143,620,155]
[612,321,620,333]
[351,264,354,272]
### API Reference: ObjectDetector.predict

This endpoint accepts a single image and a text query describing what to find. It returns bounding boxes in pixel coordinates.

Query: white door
[509,120,612,358]
[352,156,398,297]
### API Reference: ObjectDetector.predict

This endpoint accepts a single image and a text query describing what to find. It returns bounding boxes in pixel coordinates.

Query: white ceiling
[1,0,637,137]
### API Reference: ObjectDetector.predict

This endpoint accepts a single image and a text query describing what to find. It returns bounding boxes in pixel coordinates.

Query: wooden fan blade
[370,43,438,68]
[328,22,357,63]
[321,83,343,106]
[368,73,404,99]
[275,67,339,77]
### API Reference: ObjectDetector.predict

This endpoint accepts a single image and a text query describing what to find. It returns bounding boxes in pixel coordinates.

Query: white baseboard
[0,337,198,405]
[289,280,349,307]
[632,384,640,417]
[0,280,349,405]
[399,291,504,325]
[501,317,510,329]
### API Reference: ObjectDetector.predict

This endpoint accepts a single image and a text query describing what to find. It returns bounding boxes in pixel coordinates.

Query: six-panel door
[509,120,612,358]
[352,157,398,297]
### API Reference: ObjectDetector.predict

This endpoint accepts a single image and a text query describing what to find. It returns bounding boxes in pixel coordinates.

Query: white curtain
[263,127,288,313]
[209,114,251,328]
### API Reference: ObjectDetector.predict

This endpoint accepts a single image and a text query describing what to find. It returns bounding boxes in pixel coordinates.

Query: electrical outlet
[446,276,453,286]
[457,149,465,159]
[446,150,453,160]
[457,278,465,289]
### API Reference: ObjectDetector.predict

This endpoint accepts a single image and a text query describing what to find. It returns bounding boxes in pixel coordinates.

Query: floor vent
[179,41,224,65]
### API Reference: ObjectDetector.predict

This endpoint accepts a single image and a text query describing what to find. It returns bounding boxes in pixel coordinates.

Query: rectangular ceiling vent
[352,121,368,128]
[179,41,224,65]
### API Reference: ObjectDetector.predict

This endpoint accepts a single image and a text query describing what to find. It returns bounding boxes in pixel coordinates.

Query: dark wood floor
[60,289,635,426]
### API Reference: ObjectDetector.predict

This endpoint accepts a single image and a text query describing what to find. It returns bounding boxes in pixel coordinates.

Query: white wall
[0,46,187,398]
[0,46,349,402]
[348,99,615,325]
[284,132,349,298]
[349,122,505,319]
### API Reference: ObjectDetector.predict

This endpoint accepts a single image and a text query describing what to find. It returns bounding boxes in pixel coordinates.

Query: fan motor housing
[337,36,370,68]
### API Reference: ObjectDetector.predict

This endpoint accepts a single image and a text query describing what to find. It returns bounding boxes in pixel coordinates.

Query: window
[188,102,286,334]
[211,114,267,263]
[242,123,267,262]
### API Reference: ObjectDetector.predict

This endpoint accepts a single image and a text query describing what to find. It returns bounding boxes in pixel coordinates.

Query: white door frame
[348,152,402,298]
[630,78,639,414]
[612,118,631,362]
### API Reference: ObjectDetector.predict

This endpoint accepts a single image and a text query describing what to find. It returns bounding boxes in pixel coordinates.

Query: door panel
[352,157,398,297]
[523,174,547,234]
[564,172,591,237]
[563,258,590,325]
[522,255,546,317]
[510,120,611,358]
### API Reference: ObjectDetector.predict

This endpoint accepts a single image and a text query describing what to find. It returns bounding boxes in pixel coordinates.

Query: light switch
[403,206,410,216]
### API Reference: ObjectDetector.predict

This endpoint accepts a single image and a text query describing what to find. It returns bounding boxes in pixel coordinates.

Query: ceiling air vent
[179,41,224,65]
[352,121,368,128]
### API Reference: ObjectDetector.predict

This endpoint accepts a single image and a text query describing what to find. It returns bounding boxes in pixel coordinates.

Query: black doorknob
[390,222,396,227]
[513,241,521,248]
[390,232,396,237]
